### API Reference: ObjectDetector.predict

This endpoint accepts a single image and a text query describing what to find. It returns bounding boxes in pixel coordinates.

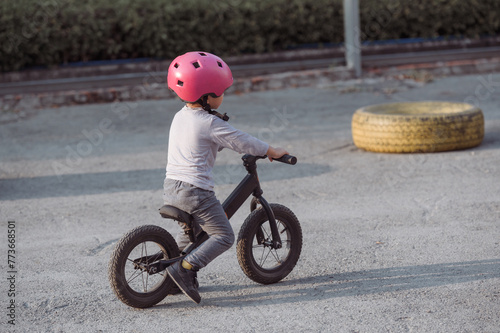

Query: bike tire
[108,225,179,308]
[237,204,302,284]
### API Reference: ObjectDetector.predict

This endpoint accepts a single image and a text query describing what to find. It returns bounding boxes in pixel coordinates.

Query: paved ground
[1,73,500,332]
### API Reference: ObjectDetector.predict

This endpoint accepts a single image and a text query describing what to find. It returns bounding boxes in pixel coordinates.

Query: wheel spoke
[143,242,148,261]
[257,243,266,265]
[109,225,179,308]
[269,249,283,264]
[142,243,148,292]
[250,220,292,269]
[236,205,301,285]
[259,246,273,266]
[126,268,144,284]
[261,225,271,239]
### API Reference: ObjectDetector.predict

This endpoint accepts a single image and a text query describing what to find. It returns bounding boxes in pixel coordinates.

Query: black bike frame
[147,154,284,274]
[222,154,282,248]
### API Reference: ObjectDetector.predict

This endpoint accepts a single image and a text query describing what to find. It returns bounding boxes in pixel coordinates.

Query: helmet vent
[217,61,223,68]
[173,63,179,68]
[192,61,200,69]
[199,52,207,56]
[177,80,184,87]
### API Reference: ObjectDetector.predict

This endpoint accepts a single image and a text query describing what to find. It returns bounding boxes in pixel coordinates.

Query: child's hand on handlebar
[266,146,289,162]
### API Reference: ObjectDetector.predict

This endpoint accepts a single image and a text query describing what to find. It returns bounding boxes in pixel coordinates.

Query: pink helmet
[167,51,233,103]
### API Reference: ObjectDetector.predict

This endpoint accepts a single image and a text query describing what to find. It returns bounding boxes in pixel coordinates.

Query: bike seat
[159,205,193,224]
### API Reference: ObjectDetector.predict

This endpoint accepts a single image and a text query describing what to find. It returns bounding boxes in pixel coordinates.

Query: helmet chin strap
[201,95,230,121]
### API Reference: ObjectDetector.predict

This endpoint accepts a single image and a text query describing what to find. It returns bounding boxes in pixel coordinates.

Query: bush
[1,0,499,72]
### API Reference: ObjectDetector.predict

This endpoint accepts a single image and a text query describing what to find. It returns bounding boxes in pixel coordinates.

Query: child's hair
[167,52,233,109]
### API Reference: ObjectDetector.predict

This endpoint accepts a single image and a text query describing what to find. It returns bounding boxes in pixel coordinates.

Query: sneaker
[168,272,198,295]
[166,261,201,304]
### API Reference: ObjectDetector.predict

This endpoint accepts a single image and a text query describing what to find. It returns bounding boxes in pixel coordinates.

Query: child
[164,51,288,304]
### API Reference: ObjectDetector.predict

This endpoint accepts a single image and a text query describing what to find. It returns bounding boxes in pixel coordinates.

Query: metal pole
[343,0,362,77]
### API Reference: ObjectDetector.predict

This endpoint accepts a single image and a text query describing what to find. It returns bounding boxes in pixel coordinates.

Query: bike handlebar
[272,154,297,165]
[242,154,297,166]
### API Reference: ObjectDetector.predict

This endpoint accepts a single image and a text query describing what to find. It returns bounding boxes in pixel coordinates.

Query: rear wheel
[237,204,302,284]
[108,225,179,308]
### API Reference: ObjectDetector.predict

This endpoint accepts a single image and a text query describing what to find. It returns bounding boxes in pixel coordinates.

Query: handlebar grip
[273,154,297,165]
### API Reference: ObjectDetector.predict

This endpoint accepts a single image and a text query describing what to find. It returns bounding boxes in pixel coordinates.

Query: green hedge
[1,0,499,72]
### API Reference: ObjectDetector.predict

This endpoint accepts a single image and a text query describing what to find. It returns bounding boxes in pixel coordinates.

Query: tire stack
[351,101,484,153]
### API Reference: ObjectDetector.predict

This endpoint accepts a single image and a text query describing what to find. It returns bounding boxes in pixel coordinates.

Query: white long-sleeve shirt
[165,106,269,191]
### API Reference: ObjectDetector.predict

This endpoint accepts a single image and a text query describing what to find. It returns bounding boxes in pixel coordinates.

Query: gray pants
[163,179,235,270]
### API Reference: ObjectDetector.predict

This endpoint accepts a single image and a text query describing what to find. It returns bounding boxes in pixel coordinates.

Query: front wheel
[108,225,179,308]
[237,204,302,284]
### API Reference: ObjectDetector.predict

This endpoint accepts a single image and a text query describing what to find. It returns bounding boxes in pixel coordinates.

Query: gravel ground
[1,73,499,332]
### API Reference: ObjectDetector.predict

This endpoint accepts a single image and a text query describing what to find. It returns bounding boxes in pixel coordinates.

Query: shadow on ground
[0,163,331,200]
[154,259,500,308]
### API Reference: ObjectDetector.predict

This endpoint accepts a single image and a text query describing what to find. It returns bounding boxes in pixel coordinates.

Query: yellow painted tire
[351,101,484,153]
